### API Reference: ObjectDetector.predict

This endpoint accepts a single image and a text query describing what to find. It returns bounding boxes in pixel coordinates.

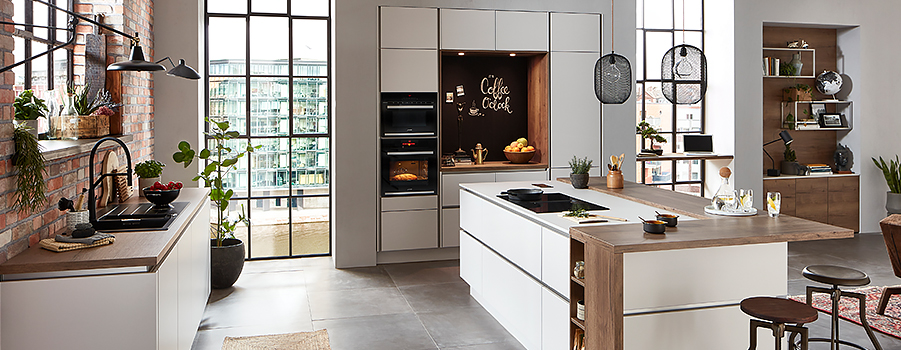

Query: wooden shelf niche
[440,52,548,168]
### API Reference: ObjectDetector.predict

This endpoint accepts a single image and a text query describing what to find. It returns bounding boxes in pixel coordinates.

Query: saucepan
[501,188,544,201]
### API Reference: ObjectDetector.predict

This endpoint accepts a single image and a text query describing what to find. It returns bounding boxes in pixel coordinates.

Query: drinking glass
[767,192,781,217]
[739,189,753,212]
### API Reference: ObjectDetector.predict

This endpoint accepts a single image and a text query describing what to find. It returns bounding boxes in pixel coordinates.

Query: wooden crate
[76,114,110,138]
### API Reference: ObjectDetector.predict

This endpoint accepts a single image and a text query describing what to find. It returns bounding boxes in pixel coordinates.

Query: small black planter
[211,238,245,289]
[570,173,590,189]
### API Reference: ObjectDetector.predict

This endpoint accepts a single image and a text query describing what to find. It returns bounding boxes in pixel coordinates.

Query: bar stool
[741,296,817,350]
[802,265,883,350]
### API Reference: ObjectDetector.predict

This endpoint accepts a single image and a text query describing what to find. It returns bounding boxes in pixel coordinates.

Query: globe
[815,70,843,96]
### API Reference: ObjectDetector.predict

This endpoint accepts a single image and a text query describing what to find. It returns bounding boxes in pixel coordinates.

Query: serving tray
[703,205,757,217]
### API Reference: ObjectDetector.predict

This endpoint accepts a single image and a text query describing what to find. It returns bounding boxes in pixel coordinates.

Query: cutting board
[115,165,133,202]
[99,151,118,208]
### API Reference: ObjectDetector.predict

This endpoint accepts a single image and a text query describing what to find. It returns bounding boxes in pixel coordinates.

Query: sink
[92,202,188,232]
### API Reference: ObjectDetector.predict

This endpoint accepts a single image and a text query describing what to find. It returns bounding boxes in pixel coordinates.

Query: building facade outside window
[635,0,705,196]
[11,0,73,107]
[206,0,330,259]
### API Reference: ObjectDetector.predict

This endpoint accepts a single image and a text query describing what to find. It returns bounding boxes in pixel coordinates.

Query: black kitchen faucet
[88,137,133,223]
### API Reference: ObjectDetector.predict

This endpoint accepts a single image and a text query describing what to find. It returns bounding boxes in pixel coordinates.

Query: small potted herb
[569,156,593,189]
[14,90,49,138]
[637,121,667,155]
[134,160,165,197]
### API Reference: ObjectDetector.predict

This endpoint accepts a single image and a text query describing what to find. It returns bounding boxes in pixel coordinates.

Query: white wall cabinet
[380,49,438,92]
[496,11,548,52]
[550,13,601,52]
[440,9,496,50]
[550,51,602,173]
[380,7,437,49]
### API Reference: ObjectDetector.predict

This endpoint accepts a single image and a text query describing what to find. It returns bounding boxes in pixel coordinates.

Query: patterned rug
[222,329,330,350]
[790,285,901,339]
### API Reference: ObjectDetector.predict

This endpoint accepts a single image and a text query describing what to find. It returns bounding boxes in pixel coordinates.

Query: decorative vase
[211,238,245,289]
[138,177,160,197]
[606,170,624,189]
[887,192,901,216]
[570,173,589,189]
[789,53,803,76]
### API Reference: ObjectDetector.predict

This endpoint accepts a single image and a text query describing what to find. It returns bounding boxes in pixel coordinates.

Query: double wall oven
[380,92,438,197]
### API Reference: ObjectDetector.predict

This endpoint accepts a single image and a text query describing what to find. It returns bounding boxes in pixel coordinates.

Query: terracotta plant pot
[211,238,245,289]
[606,170,624,189]
[570,173,589,189]
[887,192,901,216]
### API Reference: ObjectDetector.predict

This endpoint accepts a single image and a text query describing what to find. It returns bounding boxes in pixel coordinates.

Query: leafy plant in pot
[134,160,165,198]
[637,121,667,155]
[781,142,801,175]
[13,122,47,213]
[873,156,901,215]
[14,90,49,138]
[569,156,593,189]
[173,117,260,289]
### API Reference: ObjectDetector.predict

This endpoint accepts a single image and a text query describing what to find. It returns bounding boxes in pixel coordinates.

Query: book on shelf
[763,57,781,76]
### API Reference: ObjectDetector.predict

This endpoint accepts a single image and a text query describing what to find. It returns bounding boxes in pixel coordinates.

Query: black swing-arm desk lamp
[763,130,793,177]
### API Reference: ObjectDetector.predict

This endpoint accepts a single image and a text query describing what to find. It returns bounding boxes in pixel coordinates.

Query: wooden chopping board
[99,151,118,208]
[115,165,133,202]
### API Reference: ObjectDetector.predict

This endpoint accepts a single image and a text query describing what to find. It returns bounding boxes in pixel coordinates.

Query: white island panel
[461,190,542,279]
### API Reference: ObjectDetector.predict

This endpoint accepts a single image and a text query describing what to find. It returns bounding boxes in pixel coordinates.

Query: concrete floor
[192,232,901,349]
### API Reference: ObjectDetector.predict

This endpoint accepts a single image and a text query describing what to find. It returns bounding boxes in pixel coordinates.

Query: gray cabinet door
[380,7,437,49]
[550,52,601,169]
[440,9,495,50]
[381,209,439,251]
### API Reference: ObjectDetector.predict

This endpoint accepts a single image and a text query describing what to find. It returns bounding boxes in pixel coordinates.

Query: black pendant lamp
[661,44,707,105]
[594,0,632,104]
[107,36,166,72]
[156,57,202,79]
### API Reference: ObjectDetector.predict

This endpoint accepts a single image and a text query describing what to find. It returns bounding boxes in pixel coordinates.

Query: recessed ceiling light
[509,53,516,57]
[458,52,465,56]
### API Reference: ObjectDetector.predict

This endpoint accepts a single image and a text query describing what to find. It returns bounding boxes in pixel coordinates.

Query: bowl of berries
[143,181,183,208]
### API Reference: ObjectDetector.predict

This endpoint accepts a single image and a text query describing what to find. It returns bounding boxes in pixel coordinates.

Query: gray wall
[732,0,897,233]
[331,0,632,267]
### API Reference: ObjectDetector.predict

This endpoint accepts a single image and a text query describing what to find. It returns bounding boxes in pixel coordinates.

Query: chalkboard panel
[441,55,529,161]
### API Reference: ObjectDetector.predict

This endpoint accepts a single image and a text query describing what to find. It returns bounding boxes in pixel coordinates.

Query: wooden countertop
[565,177,853,252]
[441,160,548,173]
[0,188,209,275]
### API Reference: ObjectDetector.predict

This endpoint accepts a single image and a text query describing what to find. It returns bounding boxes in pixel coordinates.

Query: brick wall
[0,0,154,262]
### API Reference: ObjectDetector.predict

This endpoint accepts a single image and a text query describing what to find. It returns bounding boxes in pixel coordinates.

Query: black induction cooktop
[497,193,608,213]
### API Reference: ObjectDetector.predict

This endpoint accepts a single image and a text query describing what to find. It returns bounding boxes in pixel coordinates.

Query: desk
[635,153,734,197]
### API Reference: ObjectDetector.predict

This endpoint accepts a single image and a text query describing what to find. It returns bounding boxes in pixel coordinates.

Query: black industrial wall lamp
[0,0,199,79]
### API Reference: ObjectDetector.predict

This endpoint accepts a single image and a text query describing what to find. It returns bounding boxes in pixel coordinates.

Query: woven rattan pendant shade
[661,44,707,104]
[595,52,632,104]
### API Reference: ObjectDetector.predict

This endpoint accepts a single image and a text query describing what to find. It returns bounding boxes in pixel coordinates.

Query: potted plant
[569,156,593,189]
[873,156,901,215]
[13,122,46,213]
[782,83,813,102]
[14,90,48,138]
[173,117,259,289]
[637,121,667,155]
[134,160,166,197]
[781,142,800,175]
[67,82,118,138]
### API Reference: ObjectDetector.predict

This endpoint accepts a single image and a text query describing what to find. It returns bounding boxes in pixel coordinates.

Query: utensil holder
[66,211,89,231]
[606,170,623,189]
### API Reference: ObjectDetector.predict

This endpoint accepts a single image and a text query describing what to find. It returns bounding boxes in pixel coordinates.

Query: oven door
[381,139,438,196]
[380,92,437,137]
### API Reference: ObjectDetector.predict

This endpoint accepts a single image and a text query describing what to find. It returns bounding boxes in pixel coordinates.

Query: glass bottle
[712,167,735,211]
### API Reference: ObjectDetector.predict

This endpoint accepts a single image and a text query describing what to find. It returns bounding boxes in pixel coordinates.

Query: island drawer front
[622,242,786,312]
[460,191,543,278]
[624,305,748,350]
[381,195,439,211]
[541,287,569,350]
[481,244,542,350]
[541,228,570,296]
[442,173,495,207]
[460,230,483,294]
[380,210,439,251]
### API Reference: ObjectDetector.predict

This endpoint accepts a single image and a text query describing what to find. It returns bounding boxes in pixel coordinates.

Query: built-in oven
[381,138,438,196]
[380,92,438,137]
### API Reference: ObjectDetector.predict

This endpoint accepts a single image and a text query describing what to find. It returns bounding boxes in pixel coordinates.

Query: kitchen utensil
[99,150,119,208]
[471,143,489,165]
[501,188,544,201]
[592,214,627,222]
[74,188,86,212]
[608,164,613,171]
[504,150,535,164]
[58,197,74,211]
[116,166,133,201]
[641,218,667,234]
[143,188,180,208]
[610,155,618,170]
[531,183,553,188]
[655,213,679,227]
[618,153,625,169]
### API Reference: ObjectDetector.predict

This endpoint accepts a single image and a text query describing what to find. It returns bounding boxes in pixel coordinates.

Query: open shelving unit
[781,100,853,131]
[570,237,586,349]
[762,47,816,78]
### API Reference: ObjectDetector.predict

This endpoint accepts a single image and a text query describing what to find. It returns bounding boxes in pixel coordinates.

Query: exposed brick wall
[0,0,155,262]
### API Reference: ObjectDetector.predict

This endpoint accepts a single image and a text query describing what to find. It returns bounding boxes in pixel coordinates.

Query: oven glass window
[389,161,429,181]
[392,110,428,127]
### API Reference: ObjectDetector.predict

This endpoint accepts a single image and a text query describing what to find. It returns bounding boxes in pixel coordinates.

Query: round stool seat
[802,265,870,286]
[741,297,818,324]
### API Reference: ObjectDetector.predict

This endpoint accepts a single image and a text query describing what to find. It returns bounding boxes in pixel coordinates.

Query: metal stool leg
[785,324,809,350]
[807,284,884,350]
[843,289,884,350]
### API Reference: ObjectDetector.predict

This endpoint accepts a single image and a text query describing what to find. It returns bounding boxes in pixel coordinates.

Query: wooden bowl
[504,150,536,164]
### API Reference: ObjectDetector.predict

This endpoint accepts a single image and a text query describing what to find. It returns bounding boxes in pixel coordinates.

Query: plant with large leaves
[173,117,260,246]
[873,156,901,194]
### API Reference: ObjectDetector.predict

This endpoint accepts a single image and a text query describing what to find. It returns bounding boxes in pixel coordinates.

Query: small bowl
[143,188,180,208]
[504,150,536,164]
[642,220,667,234]
[655,213,679,227]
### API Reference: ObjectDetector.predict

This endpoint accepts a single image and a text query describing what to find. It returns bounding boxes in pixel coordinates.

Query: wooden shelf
[571,276,585,287]
[635,153,734,161]
[571,317,585,330]
[763,75,815,79]
[763,47,815,52]
[440,161,548,173]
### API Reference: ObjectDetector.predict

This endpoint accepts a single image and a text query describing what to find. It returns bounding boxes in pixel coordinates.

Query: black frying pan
[501,188,544,201]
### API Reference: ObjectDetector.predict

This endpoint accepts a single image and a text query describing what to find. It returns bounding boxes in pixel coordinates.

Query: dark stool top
[741,297,818,324]
[802,265,871,286]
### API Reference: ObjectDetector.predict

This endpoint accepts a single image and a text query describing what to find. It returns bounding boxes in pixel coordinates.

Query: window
[11,0,73,100]
[206,0,330,259]
[636,0,705,196]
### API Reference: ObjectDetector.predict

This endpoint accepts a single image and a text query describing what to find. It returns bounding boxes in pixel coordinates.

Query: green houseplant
[782,83,813,102]
[134,160,166,197]
[14,90,49,138]
[13,122,47,213]
[66,82,118,138]
[173,117,259,289]
[781,142,801,175]
[637,121,667,155]
[873,156,901,215]
[569,156,593,189]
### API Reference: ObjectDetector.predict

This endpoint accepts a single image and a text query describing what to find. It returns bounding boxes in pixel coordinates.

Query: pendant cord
[610,0,614,51]
[682,0,686,43]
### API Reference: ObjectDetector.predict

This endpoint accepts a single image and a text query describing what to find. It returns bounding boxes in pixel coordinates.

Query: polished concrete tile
[383,260,464,286]
[418,307,518,349]
[308,286,413,320]
[199,271,311,330]
[304,266,397,291]
[442,342,527,350]
[313,313,437,350]
[399,282,481,313]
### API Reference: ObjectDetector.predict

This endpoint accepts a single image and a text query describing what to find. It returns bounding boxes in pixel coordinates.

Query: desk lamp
[763,130,793,177]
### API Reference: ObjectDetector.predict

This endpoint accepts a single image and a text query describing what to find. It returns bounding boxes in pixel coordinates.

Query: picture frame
[818,113,845,128]
[455,85,465,96]
[445,92,454,103]
[809,103,826,120]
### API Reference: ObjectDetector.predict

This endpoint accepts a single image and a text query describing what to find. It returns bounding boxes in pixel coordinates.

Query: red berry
[174,182,183,189]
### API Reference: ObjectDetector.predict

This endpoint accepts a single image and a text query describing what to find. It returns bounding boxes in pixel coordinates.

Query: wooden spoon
[618,153,625,169]
[610,155,618,170]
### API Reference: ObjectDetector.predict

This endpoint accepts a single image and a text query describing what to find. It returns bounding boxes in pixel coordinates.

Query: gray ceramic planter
[887,192,901,216]
[570,173,589,189]
[211,238,245,289]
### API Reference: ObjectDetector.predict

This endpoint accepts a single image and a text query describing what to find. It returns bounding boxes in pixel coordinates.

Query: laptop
[683,134,716,156]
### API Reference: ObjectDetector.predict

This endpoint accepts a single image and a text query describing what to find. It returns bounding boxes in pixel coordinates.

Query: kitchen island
[0,188,211,350]
[459,178,853,350]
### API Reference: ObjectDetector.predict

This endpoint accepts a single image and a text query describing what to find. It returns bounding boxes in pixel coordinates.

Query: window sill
[39,134,134,162]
